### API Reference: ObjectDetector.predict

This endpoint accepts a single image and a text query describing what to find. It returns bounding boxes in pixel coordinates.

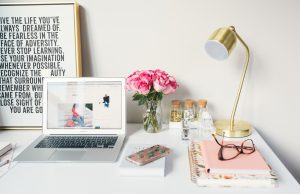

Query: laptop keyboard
[35,136,118,149]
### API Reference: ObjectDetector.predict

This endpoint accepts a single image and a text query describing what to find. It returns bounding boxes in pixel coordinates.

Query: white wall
[2,0,300,183]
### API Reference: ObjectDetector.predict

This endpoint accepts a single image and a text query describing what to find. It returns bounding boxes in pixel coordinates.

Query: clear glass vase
[143,100,162,133]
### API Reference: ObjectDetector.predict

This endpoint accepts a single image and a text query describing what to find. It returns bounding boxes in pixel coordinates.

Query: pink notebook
[200,140,271,175]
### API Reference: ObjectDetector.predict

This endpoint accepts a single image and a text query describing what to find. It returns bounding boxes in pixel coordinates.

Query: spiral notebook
[188,142,277,187]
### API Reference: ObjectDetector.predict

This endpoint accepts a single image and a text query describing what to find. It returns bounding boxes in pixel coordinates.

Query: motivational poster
[0,3,81,129]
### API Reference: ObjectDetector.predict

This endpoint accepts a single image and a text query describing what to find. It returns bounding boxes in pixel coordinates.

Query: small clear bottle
[170,100,182,122]
[198,99,215,139]
[197,99,207,123]
[182,99,194,140]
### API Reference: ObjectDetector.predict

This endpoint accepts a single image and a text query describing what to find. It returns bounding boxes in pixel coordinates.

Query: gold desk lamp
[205,26,251,138]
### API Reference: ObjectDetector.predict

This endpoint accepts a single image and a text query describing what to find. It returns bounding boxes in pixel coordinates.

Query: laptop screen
[47,81,122,130]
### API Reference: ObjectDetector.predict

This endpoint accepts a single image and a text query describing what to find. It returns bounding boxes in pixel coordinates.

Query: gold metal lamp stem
[229,28,250,131]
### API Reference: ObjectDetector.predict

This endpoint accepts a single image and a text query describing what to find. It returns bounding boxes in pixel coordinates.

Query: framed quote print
[0,2,82,129]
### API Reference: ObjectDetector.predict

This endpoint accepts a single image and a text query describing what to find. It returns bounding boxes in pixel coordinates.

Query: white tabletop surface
[0,124,299,194]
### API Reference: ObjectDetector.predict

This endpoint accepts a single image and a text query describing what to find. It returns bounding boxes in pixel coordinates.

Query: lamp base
[214,119,252,138]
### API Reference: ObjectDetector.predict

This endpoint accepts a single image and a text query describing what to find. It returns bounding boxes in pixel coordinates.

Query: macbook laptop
[15,77,126,162]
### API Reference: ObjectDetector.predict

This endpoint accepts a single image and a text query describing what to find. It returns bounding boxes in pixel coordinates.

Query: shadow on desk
[126,123,170,137]
[126,123,142,136]
[165,152,175,176]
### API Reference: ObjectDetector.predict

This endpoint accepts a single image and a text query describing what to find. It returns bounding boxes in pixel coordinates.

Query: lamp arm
[229,31,250,131]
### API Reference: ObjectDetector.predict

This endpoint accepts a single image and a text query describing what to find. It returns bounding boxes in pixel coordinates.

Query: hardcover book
[200,140,271,175]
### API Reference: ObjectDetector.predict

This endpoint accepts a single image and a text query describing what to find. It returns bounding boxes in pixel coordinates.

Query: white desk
[0,124,299,194]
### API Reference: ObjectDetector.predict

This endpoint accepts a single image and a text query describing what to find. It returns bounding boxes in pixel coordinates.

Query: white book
[119,144,165,177]
[0,142,12,157]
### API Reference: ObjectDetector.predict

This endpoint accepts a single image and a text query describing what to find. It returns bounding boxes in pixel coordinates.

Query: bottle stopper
[184,99,194,108]
[198,99,207,108]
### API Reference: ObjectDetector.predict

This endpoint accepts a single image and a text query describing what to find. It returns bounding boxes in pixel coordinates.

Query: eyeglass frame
[211,133,256,161]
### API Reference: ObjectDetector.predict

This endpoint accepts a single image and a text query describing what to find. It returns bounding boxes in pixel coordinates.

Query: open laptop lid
[43,77,126,135]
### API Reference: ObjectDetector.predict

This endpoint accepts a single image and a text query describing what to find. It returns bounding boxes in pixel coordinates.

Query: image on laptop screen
[47,81,122,129]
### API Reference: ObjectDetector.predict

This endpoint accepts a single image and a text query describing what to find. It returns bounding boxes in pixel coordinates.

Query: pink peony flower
[126,70,141,91]
[153,69,168,92]
[126,70,154,95]
[153,69,178,94]
[162,76,177,94]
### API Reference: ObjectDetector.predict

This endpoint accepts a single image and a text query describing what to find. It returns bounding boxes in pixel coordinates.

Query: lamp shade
[205,27,237,60]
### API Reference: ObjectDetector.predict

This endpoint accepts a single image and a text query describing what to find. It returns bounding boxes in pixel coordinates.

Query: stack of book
[188,141,277,187]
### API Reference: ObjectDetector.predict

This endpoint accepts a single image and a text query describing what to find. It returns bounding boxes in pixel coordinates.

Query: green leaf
[158,93,163,101]
[132,93,143,101]
[153,92,163,101]
[138,96,147,105]
[147,92,154,101]
[149,87,155,93]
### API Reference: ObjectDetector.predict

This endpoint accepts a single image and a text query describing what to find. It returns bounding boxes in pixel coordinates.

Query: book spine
[199,141,210,173]
[188,145,196,183]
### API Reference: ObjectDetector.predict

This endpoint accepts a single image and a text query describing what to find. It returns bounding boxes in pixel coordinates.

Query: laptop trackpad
[49,150,86,161]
